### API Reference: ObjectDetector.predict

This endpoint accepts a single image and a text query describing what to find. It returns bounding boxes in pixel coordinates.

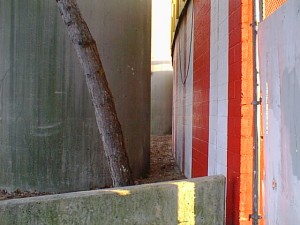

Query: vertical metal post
[250,0,263,224]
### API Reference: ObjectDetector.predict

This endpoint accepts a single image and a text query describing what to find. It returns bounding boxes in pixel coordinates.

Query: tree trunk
[55,0,133,187]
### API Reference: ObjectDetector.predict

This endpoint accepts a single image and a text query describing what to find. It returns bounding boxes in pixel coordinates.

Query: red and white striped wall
[172,0,256,224]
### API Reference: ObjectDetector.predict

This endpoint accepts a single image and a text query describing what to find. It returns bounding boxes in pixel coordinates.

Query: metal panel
[259,0,300,223]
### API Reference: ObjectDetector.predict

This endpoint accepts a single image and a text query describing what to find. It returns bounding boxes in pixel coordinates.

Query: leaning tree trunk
[55,0,133,186]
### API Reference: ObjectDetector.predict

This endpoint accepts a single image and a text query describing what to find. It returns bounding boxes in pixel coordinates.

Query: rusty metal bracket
[252,97,262,105]
[249,214,262,221]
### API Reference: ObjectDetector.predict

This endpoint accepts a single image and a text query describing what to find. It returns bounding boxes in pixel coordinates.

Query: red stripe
[227,0,254,224]
[192,0,211,177]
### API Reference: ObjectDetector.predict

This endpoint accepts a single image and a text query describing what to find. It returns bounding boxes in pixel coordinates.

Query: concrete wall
[172,2,194,178]
[151,69,173,135]
[0,0,151,193]
[151,0,173,135]
[0,176,225,225]
[259,0,300,224]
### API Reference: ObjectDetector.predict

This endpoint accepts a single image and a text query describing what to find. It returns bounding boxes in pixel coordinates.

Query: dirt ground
[0,135,185,200]
[136,135,186,184]
[0,189,49,201]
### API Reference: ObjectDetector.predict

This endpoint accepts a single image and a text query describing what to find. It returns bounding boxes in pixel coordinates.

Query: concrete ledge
[0,175,225,225]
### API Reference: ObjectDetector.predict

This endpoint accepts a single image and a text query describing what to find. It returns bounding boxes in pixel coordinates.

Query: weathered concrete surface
[259,0,300,224]
[0,176,225,225]
[0,0,150,192]
[151,69,173,135]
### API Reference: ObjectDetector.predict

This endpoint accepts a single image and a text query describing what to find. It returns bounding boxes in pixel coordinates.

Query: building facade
[171,0,292,224]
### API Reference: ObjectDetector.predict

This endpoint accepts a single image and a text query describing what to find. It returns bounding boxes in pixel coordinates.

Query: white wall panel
[259,0,300,224]
[208,0,229,176]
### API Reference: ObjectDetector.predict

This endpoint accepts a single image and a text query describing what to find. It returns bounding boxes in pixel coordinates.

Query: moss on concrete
[0,176,225,225]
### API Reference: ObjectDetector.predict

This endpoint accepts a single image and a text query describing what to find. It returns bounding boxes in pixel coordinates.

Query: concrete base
[0,176,225,225]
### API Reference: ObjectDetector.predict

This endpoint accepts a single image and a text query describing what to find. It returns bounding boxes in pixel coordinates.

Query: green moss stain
[0,177,225,225]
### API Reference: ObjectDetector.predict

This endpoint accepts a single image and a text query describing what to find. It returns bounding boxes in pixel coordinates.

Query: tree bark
[55,0,133,186]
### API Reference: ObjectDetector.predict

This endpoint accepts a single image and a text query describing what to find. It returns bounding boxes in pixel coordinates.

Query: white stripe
[208,0,229,176]
[183,2,194,178]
